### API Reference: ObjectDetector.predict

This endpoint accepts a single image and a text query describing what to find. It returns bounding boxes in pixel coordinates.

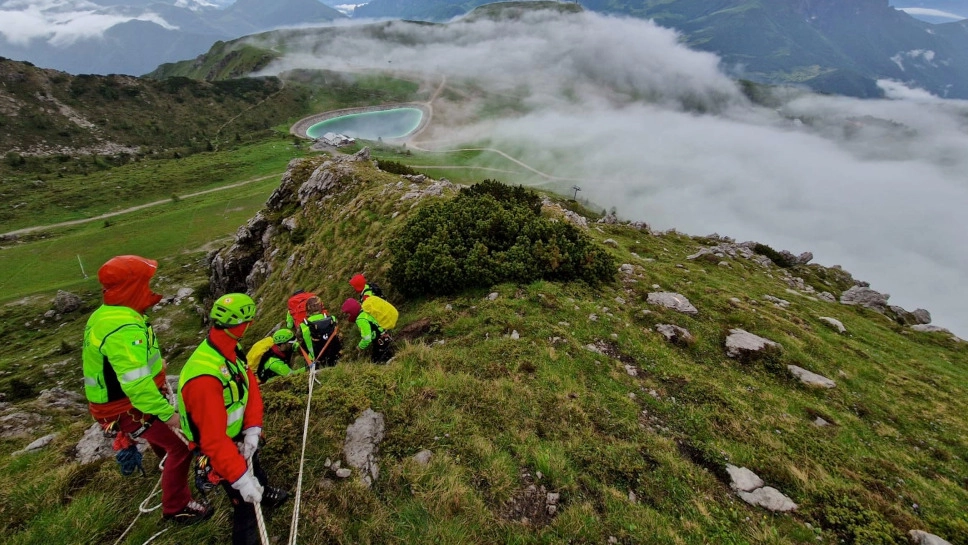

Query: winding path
[1,172,282,238]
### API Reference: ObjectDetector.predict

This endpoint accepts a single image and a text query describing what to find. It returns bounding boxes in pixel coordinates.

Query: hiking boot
[163,500,214,525]
[261,486,290,510]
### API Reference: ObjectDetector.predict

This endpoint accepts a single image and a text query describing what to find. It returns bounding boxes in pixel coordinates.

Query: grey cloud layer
[0,0,177,46]
[258,11,968,337]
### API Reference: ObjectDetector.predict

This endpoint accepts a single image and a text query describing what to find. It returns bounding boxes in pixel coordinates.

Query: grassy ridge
[0,149,965,543]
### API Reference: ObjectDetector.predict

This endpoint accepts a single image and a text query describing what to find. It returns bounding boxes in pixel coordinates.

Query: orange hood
[98,255,163,313]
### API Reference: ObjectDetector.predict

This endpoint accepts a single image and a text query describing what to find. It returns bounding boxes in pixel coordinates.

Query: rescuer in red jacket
[178,293,288,545]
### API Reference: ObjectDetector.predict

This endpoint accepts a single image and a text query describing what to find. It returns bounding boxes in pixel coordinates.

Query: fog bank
[256,11,968,337]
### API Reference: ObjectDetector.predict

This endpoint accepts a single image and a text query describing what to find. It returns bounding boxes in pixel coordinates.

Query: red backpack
[287,292,317,326]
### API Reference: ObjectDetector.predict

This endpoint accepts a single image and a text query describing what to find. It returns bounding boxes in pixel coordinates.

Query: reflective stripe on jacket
[356,310,383,350]
[82,304,171,420]
[177,338,249,443]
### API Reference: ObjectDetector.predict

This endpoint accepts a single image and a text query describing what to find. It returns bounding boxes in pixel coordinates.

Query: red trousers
[107,411,193,516]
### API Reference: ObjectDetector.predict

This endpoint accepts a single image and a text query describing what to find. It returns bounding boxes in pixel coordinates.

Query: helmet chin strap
[223,322,251,340]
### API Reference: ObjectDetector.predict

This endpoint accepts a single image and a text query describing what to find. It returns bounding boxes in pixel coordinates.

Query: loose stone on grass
[726,464,797,512]
[819,317,846,334]
[724,329,781,360]
[908,530,953,545]
[655,324,694,345]
[788,365,836,388]
[647,292,698,315]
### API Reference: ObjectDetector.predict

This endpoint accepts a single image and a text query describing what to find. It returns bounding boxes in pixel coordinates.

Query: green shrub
[753,243,794,268]
[389,181,614,296]
[376,159,417,175]
[809,491,903,545]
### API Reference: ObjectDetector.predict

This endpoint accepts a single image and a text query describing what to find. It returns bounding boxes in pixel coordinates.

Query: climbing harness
[194,453,219,493]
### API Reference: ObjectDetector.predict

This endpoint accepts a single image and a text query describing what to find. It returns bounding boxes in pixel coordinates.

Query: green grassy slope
[3,152,963,544]
[0,58,311,159]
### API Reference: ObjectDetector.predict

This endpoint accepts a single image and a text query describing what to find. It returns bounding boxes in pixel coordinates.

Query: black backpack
[307,316,335,343]
[365,282,384,299]
[305,315,341,365]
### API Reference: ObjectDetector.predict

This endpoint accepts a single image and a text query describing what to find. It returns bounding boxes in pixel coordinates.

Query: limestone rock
[655,324,694,345]
[74,422,114,464]
[737,486,798,512]
[788,365,836,388]
[908,530,953,545]
[910,309,932,325]
[819,317,846,334]
[36,388,86,412]
[726,464,764,492]
[12,433,58,456]
[0,411,51,439]
[840,286,890,312]
[724,329,781,360]
[344,409,385,487]
[413,450,433,466]
[53,290,82,314]
[646,292,698,315]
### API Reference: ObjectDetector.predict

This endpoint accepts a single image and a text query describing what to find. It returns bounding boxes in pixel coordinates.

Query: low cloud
[254,10,968,337]
[0,0,177,47]
[897,7,967,21]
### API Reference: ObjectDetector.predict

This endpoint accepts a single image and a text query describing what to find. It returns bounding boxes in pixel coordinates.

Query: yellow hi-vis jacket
[82,304,172,421]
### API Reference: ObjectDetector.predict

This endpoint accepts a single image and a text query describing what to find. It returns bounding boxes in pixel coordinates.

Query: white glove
[231,470,263,504]
[237,426,261,461]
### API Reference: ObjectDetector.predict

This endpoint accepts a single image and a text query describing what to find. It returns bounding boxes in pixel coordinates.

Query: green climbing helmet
[272,328,294,344]
[210,293,256,327]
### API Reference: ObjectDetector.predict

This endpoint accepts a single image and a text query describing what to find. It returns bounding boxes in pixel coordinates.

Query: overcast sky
[253,11,968,338]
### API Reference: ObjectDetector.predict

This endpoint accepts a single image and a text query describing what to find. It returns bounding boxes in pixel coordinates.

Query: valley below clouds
[255,11,968,337]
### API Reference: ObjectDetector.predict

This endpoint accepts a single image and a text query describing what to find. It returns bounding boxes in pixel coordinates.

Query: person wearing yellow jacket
[82,255,212,524]
[252,329,304,383]
[340,298,393,363]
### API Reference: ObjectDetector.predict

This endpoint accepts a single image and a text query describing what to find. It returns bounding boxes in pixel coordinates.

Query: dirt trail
[2,172,282,238]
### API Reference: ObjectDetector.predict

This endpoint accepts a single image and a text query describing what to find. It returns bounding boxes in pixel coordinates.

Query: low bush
[809,491,903,545]
[376,160,417,176]
[389,180,614,296]
[753,243,795,268]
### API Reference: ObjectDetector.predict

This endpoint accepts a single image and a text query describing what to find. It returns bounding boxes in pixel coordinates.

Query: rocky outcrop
[52,290,82,314]
[209,149,377,299]
[343,408,385,487]
[840,285,890,312]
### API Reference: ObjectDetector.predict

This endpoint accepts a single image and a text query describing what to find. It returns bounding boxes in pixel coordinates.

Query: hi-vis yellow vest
[82,305,166,412]
[178,339,249,442]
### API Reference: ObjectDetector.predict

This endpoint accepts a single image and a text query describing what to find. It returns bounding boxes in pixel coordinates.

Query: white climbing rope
[249,458,271,545]
[287,363,318,545]
[111,475,162,545]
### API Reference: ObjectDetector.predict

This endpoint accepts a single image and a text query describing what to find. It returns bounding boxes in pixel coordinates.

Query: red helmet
[341,298,362,320]
[349,274,367,293]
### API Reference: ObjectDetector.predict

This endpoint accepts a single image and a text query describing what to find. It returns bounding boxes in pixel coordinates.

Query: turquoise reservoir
[307,108,423,140]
